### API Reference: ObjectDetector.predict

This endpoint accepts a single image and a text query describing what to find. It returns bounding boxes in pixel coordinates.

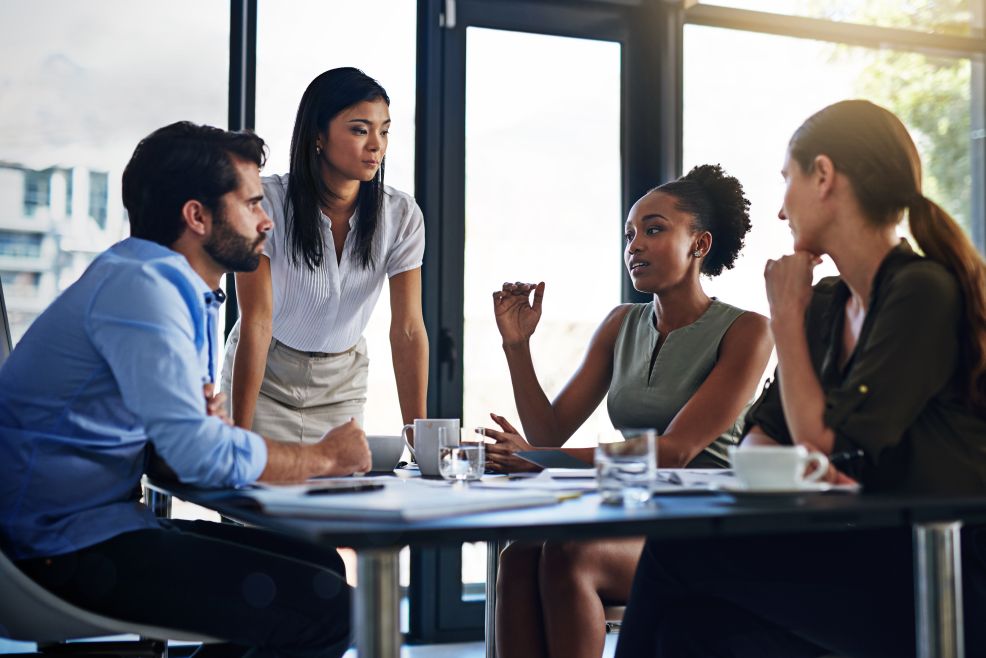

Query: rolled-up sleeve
[743,371,794,445]
[87,264,267,487]
[823,263,961,460]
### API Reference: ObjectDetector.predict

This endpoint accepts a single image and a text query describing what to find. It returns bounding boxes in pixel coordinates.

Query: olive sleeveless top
[607,300,747,468]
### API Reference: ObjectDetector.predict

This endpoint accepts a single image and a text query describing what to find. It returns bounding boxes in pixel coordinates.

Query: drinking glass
[438,427,485,485]
[595,428,658,506]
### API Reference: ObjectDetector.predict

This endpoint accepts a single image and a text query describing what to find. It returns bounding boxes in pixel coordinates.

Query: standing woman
[615,100,986,657]
[221,67,427,441]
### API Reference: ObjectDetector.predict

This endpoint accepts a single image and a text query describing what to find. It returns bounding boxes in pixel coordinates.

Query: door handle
[439,327,458,382]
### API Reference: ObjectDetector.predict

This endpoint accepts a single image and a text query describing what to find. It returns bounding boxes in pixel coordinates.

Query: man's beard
[204,208,265,272]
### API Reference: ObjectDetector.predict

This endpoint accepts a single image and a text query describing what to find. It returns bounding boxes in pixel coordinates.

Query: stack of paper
[237,479,560,521]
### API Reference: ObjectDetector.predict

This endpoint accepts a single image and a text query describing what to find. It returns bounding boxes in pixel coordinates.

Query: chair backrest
[0,544,128,641]
[0,545,215,642]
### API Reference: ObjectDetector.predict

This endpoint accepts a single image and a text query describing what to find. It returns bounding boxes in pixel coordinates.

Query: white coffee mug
[402,419,460,476]
[728,445,829,491]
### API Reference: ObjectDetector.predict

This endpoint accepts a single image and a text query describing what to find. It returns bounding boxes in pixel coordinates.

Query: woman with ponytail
[615,100,986,658]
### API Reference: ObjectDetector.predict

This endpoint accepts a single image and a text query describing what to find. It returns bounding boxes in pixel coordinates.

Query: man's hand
[203,383,233,426]
[313,418,371,476]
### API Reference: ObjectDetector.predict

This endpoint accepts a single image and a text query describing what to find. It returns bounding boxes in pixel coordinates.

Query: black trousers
[18,519,351,658]
[614,526,986,658]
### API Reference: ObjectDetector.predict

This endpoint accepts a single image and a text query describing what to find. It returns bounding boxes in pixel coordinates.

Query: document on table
[234,479,560,521]
[658,469,739,488]
[475,469,739,494]
[476,471,597,493]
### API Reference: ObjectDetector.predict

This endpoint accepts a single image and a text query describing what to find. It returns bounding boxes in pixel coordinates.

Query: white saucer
[715,481,859,495]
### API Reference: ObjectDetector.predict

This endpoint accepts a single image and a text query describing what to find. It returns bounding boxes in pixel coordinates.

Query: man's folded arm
[89,268,267,488]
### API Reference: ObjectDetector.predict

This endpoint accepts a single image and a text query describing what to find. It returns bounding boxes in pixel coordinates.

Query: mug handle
[401,423,416,460]
[802,451,831,483]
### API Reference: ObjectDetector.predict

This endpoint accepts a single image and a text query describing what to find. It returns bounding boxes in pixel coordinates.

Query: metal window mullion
[225,0,257,337]
[685,4,986,59]
[972,2,986,252]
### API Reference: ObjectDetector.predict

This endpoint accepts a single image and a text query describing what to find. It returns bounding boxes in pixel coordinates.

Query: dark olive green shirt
[608,299,747,468]
[745,241,986,494]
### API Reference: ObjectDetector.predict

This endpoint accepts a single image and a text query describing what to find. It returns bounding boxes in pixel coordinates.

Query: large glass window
[0,0,228,344]
[460,26,623,597]
[462,28,623,448]
[255,0,417,438]
[683,23,976,316]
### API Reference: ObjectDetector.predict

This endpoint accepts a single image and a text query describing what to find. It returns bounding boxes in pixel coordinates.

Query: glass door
[412,0,630,641]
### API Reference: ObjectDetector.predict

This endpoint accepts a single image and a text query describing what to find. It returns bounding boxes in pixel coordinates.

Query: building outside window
[88,171,108,229]
[22,169,50,218]
[0,233,42,259]
[0,0,228,344]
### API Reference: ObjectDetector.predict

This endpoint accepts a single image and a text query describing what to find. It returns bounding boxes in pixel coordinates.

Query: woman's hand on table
[493,281,545,347]
[818,464,858,486]
[481,413,539,473]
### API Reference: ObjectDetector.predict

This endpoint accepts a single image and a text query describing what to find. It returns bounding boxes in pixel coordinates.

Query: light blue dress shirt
[0,238,267,560]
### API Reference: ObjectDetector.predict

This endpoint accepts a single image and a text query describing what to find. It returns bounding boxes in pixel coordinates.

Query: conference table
[146,477,986,658]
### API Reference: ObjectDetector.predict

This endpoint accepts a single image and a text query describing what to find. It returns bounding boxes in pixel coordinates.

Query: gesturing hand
[493,281,545,347]
[481,413,539,473]
[764,252,820,326]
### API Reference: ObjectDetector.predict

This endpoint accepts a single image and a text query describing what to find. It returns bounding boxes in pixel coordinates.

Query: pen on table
[829,448,865,467]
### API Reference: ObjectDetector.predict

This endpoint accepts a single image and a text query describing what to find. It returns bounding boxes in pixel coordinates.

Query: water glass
[438,427,485,484]
[595,428,658,506]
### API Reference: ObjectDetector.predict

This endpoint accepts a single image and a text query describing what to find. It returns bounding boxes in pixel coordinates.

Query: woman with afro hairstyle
[485,164,773,658]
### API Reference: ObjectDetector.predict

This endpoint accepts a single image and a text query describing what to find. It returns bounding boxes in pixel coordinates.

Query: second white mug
[728,445,829,491]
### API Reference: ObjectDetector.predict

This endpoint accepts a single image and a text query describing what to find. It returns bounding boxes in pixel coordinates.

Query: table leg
[485,540,504,658]
[356,547,401,658]
[913,521,964,658]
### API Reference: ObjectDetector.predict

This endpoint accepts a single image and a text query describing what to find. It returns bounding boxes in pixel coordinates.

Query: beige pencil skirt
[220,321,368,444]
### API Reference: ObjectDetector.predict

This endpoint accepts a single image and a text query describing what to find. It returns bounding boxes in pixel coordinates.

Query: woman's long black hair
[286,67,390,270]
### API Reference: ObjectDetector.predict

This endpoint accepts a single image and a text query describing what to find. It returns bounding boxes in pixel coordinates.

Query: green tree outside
[803,0,973,231]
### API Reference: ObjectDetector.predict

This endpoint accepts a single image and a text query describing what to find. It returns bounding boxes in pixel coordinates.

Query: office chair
[0,547,217,656]
[0,280,217,657]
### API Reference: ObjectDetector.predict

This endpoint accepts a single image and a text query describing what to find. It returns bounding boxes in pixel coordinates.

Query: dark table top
[150,479,986,549]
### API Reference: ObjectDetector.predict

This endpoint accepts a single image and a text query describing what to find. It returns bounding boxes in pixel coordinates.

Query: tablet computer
[515,450,593,470]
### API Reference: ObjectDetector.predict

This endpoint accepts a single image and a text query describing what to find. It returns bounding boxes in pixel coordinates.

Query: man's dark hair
[122,121,267,247]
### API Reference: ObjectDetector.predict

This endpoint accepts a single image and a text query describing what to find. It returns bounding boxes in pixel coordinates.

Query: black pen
[829,448,865,466]
[305,483,384,496]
